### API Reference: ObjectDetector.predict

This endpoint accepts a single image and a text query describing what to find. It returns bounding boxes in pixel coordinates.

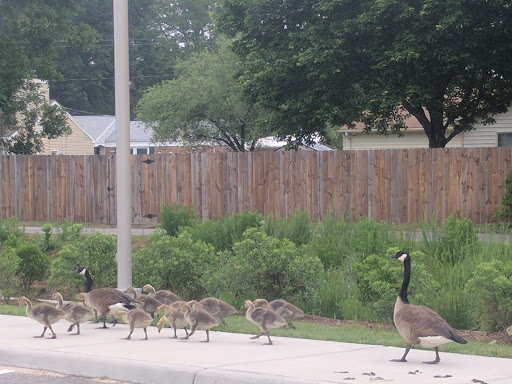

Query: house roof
[71,116,117,145]
[71,115,182,147]
[104,121,153,145]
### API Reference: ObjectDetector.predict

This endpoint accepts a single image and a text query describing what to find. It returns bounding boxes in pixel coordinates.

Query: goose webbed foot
[423,348,440,364]
[391,346,410,363]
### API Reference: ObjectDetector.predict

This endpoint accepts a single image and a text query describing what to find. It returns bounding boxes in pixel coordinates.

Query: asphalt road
[0,366,134,384]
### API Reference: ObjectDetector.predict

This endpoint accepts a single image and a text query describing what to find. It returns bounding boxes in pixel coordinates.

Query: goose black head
[389,250,410,262]
[73,266,87,276]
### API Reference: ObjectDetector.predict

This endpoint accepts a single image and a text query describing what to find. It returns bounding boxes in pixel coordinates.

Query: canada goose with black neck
[390,250,467,364]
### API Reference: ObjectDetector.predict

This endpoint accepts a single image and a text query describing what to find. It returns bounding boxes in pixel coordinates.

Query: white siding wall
[462,109,512,147]
[343,131,462,150]
[343,109,512,150]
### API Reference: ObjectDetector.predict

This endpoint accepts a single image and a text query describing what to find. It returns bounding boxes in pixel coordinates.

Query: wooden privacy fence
[0,147,511,225]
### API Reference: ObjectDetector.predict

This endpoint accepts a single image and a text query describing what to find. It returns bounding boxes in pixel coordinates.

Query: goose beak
[389,253,399,259]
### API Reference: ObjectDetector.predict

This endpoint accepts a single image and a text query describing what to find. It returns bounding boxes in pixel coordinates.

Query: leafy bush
[185,210,263,251]
[48,244,85,297]
[160,203,198,237]
[350,217,397,258]
[16,242,50,293]
[58,222,83,242]
[48,232,117,294]
[494,169,512,223]
[0,247,21,299]
[263,211,312,246]
[304,214,353,270]
[37,222,56,252]
[466,259,512,332]
[422,215,478,266]
[0,217,23,244]
[133,230,215,300]
[355,249,439,322]
[205,227,324,309]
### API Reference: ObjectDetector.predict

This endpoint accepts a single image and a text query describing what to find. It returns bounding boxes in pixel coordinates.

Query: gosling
[156,304,189,338]
[245,299,286,345]
[254,298,304,329]
[114,309,153,340]
[19,296,65,339]
[52,292,94,335]
[179,301,218,342]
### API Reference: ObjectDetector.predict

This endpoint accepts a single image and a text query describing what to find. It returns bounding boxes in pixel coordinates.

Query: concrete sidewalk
[0,315,510,384]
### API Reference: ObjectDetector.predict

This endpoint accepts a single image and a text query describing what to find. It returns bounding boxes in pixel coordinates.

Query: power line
[49,74,173,82]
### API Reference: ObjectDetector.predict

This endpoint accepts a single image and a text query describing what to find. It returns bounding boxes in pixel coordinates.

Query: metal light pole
[113,0,132,290]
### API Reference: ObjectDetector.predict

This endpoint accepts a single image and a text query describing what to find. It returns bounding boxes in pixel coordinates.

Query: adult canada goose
[178,301,218,342]
[156,304,189,338]
[244,299,286,345]
[76,288,139,329]
[18,296,66,339]
[390,250,467,364]
[51,292,94,335]
[142,284,181,305]
[125,286,162,318]
[114,309,153,340]
[73,266,96,320]
[198,297,238,327]
[254,298,304,329]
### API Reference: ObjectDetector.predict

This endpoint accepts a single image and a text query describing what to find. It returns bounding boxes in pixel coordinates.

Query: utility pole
[113,0,132,290]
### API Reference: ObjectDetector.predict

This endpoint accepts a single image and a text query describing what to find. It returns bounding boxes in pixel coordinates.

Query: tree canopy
[136,38,272,151]
[49,0,216,117]
[215,0,512,148]
[0,0,79,153]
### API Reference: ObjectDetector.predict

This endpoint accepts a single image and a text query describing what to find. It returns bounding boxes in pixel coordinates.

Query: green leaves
[215,0,512,147]
[136,37,272,151]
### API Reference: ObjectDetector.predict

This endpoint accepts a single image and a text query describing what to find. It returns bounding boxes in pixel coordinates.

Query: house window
[498,133,512,147]
[51,150,59,155]
[132,147,151,155]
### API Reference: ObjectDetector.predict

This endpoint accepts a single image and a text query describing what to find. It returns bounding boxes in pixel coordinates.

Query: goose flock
[20,267,302,345]
[19,254,470,364]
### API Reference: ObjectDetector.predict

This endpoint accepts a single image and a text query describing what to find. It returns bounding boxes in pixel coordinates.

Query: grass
[3,303,510,359]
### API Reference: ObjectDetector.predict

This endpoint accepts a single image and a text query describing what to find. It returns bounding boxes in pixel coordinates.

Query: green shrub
[466,259,512,332]
[355,249,439,322]
[37,222,56,252]
[160,203,198,237]
[422,215,478,266]
[304,214,353,270]
[48,232,117,294]
[312,267,358,319]
[185,210,263,251]
[494,169,512,223]
[0,247,21,299]
[351,217,397,258]
[0,217,23,244]
[16,242,50,294]
[205,227,324,309]
[263,211,312,246]
[133,230,215,300]
[48,244,85,298]
[58,222,83,242]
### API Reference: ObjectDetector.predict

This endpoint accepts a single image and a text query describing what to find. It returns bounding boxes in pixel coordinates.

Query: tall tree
[136,38,272,151]
[50,0,216,117]
[0,0,79,153]
[215,0,512,148]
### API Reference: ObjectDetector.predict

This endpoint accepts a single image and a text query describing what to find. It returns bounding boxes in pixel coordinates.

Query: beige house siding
[342,108,512,150]
[343,130,462,150]
[40,116,94,155]
[462,109,512,147]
